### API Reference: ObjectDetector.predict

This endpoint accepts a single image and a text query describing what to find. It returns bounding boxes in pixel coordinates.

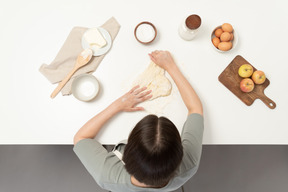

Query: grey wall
[0,145,287,192]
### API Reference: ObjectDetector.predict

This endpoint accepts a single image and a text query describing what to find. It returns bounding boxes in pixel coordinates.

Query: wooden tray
[218,55,276,109]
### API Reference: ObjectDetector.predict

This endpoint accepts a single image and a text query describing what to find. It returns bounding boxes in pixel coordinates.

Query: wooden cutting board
[218,55,276,109]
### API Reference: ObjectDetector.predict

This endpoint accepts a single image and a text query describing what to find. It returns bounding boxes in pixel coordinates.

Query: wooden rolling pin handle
[50,68,77,99]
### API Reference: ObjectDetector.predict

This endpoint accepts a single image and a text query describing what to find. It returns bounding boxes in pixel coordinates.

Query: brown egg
[214,28,223,38]
[212,37,220,48]
[220,32,231,42]
[230,33,234,41]
[218,41,233,51]
[222,23,233,33]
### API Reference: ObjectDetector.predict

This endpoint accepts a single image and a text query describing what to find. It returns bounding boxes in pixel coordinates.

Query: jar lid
[185,15,201,30]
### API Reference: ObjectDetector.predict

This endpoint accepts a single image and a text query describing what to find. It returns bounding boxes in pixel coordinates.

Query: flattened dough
[133,61,172,100]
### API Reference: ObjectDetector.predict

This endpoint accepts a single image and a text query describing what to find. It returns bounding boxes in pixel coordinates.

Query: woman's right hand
[148,50,176,72]
[114,85,152,112]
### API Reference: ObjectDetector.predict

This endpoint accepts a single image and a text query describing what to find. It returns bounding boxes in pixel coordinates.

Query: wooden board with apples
[218,55,276,109]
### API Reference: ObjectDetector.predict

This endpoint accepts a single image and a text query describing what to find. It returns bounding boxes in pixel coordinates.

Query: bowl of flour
[134,21,157,44]
[72,74,100,101]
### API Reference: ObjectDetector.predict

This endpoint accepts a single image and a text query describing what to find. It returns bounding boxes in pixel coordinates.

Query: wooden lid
[185,15,201,30]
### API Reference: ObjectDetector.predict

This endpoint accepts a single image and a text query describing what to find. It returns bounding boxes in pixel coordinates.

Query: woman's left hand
[114,85,152,112]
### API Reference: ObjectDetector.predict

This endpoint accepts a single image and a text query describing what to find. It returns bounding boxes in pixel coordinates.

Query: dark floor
[0,145,287,192]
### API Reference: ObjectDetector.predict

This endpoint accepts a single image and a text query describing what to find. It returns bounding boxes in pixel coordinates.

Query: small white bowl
[72,74,100,101]
[211,25,238,53]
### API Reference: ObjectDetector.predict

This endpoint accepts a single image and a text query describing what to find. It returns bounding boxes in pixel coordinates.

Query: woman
[73,50,204,192]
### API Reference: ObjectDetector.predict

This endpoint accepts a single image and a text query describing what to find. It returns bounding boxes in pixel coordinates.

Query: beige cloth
[39,17,120,95]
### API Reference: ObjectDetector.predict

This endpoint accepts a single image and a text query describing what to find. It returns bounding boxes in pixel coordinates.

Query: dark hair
[123,115,183,187]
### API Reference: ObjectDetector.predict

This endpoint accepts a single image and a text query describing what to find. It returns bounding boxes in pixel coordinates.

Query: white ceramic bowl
[71,74,100,101]
[211,25,238,53]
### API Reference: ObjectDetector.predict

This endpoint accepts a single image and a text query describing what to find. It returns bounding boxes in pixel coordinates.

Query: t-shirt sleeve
[73,139,108,184]
[181,113,204,168]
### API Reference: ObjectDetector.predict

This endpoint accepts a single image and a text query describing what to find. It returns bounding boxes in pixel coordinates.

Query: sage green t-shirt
[74,113,204,192]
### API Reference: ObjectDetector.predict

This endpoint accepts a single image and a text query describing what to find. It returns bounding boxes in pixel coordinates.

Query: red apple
[252,70,266,84]
[240,78,254,93]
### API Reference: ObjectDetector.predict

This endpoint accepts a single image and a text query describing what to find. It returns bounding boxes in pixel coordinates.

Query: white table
[1,0,287,144]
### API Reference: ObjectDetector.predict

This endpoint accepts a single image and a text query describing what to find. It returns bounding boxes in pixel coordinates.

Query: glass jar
[178,14,201,41]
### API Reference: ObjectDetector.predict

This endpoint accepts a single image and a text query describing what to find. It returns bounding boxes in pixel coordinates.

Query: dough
[133,61,172,100]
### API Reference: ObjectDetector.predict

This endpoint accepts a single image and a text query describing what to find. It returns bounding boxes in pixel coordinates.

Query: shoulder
[180,113,204,169]
[73,139,127,186]
[182,113,204,135]
[186,113,204,124]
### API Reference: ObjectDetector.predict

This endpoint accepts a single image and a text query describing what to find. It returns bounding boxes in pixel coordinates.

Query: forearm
[148,50,203,115]
[167,65,203,115]
[73,101,121,145]
[73,86,152,145]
